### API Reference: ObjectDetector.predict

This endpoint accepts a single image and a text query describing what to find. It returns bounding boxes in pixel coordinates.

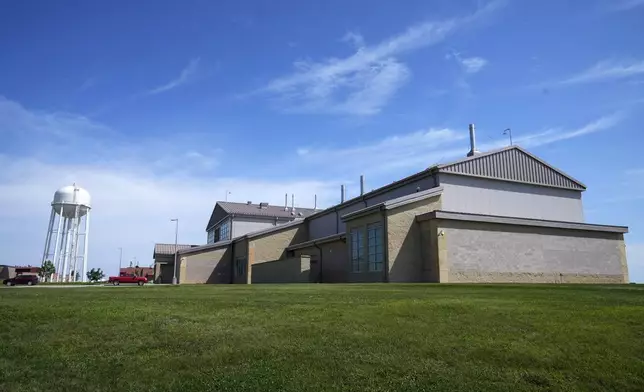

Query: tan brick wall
[181,247,231,284]
[249,224,307,264]
[386,195,441,282]
[251,256,311,283]
[345,210,385,283]
[437,219,628,284]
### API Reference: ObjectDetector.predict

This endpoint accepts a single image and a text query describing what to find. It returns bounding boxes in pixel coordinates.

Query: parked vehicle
[108,273,148,286]
[3,274,39,286]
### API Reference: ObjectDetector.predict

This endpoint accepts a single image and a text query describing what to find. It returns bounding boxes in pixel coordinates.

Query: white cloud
[460,57,488,74]
[260,2,503,115]
[553,60,644,86]
[514,113,623,147]
[297,114,623,176]
[0,97,338,276]
[341,31,365,49]
[446,51,488,74]
[147,58,201,95]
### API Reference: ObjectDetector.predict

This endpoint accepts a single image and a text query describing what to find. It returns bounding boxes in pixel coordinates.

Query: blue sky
[1,0,643,280]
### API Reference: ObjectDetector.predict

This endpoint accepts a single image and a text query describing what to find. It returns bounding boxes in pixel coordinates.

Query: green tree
[86,268,105,283]
[39,260,55,282]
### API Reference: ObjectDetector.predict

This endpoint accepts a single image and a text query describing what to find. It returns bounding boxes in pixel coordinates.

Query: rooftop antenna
[503,128,513,146]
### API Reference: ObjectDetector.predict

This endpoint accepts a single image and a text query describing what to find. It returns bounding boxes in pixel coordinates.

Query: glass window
[220,220,230,241]
[207,230,215,244]
[350,228,364,273]
[367,223,384,272]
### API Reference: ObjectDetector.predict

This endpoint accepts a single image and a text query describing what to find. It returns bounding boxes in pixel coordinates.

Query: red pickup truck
[108,273,148,286]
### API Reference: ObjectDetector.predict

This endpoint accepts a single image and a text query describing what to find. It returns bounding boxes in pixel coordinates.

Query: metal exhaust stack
[284,193,288,211]
[291,194,295,213]
[314,194,317,210]
[360,175,365,196]
[340,185,345,203]
[467,123,480,157]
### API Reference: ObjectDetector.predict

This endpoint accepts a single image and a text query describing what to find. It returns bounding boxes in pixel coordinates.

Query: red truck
[108,273,148,286]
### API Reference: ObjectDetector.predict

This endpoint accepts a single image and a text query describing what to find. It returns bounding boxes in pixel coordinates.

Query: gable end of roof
[437,146,586,191]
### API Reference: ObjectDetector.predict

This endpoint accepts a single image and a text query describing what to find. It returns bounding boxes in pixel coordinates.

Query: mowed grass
[1,284,643,392]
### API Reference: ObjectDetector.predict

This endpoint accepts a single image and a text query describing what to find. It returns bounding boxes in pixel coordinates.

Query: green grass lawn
[1,284,643,392]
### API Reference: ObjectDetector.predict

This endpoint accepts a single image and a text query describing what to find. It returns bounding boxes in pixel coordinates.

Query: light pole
[118,247,122,274]
[171,218,179,285]
[503,128,513,146]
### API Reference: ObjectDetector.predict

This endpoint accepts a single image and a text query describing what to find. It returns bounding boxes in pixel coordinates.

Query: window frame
[367,223,384,272]
[350,228,365,273]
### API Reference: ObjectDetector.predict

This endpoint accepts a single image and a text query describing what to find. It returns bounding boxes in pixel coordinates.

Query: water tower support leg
[82,211,90,282]
[41,208,55,279]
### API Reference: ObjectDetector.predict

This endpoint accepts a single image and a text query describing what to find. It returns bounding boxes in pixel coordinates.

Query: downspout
[230,241,235,284]
[335,208,340,234]
[382,207,389,283]
[313,241,323,283]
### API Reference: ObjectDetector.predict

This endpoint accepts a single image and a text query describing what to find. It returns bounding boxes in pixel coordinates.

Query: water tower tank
[52,185,91,218]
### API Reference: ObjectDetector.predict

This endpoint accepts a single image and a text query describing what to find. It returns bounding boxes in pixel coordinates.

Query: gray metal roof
[341,187,444,222]
[153,243,198,256]
[177,240,232,256]
[233,219,305,242]
[217,201,317,219]
[416,210,627,233]
[437,146,586,191]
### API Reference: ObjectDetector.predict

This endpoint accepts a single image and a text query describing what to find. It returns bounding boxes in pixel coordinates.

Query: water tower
[41,184,91,282]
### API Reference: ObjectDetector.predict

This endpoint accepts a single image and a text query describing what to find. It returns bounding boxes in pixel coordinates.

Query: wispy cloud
[259,1,503,115]
[608,0,644,11]
[0,97,338,275]
[147,58,200,95]
[341,31,365,49]
[514,113,623,147]
[446,51,488,74]
[461,57,488,74]
[548,60,644,86]
[297,113,623,176]
[78,77,96,92]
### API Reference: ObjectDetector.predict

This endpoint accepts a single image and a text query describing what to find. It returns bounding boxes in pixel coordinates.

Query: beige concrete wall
[181,247,231,284]
[437,219,629,283]
[293,239,349,283]
[251,256,311,283]
[249,224,307,264]
[386,195,441,282]
[233,238,249,284]
[345,211,385,283]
